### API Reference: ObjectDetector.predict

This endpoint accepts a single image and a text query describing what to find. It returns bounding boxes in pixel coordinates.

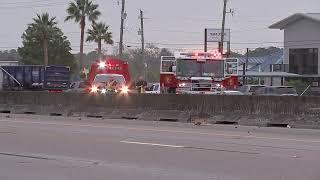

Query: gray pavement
[0,114,320,180]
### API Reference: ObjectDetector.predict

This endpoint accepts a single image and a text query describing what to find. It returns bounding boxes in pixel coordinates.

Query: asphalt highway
[0,114,320,180]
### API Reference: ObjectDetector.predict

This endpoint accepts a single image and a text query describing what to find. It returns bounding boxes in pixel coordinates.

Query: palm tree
[86,22,113,60]
[30,13,58,66]
[65,0,101,68]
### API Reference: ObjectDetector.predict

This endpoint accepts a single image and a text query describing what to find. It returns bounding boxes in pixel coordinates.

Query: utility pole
[243,48,249,85]
[139,10,145,60]
[220,0,228,55]
[246,48,249,72]
[204,29,208,52]
[139,10,146,80]
[119,0,126,57]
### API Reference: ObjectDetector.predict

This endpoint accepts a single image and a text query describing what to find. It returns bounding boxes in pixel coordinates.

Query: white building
[270,13,320,75]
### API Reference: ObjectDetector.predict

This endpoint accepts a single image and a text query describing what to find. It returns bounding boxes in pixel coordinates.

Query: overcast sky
[0,0,319,53]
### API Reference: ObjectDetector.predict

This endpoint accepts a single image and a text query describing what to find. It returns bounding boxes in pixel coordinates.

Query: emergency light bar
[98,61,106,69]
[175,51,222,59]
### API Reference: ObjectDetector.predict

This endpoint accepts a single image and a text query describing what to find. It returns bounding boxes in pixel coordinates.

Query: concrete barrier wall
[0,92,320,128]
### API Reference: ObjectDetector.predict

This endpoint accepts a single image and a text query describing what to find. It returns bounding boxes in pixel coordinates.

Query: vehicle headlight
[178,83,186,87]
[121,86,129,94]
[91,85,98,93]
[101,89,107,94]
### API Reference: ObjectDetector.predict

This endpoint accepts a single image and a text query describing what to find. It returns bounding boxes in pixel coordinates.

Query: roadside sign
[206,28,230,42]
[225,58,238,76]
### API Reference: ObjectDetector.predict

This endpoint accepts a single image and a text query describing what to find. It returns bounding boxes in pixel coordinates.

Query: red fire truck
[87,58,131,85]
[85,58,132,94]
[160,51,239,94]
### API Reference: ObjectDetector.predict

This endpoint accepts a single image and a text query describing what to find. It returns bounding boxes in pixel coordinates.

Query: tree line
[18,0,113,73]
[13,0,173,82]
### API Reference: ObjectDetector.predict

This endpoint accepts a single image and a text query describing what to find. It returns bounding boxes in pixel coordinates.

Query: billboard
[206,28,230,42]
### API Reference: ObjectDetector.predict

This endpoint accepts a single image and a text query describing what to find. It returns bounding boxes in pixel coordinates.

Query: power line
[0,1,65,9]
[5,42,320,53]
[124,26,140,40]
[126,26,270,34]
[145,29,201,34]
[145,16,275,23]
[3,39,320,49]
[0,0,61,6]
[122,39,320,45]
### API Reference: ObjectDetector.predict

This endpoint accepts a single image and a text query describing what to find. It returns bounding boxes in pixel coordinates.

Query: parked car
[238,85,266,95]
[255,86,298,96]
[145,83,160,94]
[66,81,86,93]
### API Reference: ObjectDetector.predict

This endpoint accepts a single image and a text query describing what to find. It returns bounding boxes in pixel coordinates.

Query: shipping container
[0,65,70,91]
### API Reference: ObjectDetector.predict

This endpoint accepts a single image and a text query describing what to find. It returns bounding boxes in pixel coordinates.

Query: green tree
[230,51,244,57]
[27,13,58,66]
[74,50,100,68]
[115,44,173,82]
[86,22,113,60]
[18,18,76,72]
[246,47,283,57]
[65,0,101,68]
[286,79,309,94]
[0,49,20,61]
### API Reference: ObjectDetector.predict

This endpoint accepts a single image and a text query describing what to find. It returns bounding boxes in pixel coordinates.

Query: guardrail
[0,91,319,129]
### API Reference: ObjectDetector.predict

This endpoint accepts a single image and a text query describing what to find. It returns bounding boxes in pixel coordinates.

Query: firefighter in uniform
[136,76,147,94]
[106,78,118,92]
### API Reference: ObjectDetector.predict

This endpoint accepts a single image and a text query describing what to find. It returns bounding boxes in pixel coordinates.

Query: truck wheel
[168,88,176,94]
[160,87,166,94]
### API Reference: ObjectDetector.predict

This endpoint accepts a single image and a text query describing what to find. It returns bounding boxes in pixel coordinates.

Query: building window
[289,48,318,75]
[273,64,289,72]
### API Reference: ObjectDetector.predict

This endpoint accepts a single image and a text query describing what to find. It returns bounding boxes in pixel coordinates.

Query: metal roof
[237,57,265,64]
[269,13,320,29]
[236,51,283,72]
